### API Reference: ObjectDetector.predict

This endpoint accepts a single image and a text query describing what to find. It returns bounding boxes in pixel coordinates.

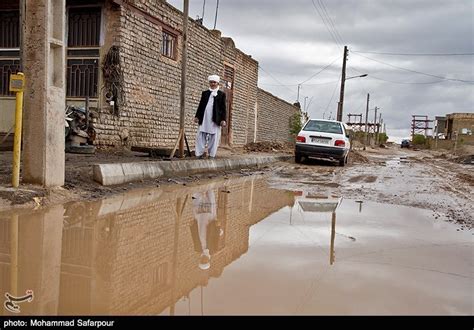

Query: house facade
[0,0,298,150]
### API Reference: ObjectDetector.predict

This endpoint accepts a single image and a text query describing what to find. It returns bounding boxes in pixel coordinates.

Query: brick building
[0,0,298,150]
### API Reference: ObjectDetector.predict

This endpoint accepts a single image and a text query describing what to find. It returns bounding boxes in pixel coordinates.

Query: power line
[352,50,474,56]
[351,51,474,83]
[317,0,344,46]
[258,65,297,97]
[299,56,340,84]
[349,66,448,85]
[260,80,340,87]
[310,0,342,49]
[324,75,341,113]
[366,75,448,85]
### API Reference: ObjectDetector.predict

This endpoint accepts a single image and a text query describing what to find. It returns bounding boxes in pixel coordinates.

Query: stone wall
[256,88,299,143]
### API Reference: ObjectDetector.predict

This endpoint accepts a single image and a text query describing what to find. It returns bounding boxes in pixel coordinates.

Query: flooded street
[0,148,472,315]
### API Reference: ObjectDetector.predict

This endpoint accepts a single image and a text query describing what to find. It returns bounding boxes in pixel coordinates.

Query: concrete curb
[93,155,291,186]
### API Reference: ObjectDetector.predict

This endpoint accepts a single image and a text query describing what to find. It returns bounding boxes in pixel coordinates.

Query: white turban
[208,75,220,83]
[199,262,210,270]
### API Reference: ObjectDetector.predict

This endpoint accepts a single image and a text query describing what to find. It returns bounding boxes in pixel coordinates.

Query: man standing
[194,75,227,159]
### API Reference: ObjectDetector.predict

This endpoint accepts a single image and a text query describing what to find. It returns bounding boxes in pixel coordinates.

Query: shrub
[289,111,303,137]
[412,134,426,145]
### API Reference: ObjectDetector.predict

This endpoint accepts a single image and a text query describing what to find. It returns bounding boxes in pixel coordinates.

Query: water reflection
[0,176,294,315]
[191,189,223,271]
[294,192,342,265]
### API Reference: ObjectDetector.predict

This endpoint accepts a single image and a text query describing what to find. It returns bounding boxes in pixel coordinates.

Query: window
[0,10,20,97]
[161,29,176,59]
[304,120,343,134]
[66,7,101,98]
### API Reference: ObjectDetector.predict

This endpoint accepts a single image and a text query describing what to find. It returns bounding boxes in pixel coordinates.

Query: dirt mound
[244,141,292,153]
[456,173,474,185]
[452,154,474,165]
[349,150,370,164]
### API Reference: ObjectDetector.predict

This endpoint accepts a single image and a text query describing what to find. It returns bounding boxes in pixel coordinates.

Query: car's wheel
[295,153,302,164]
[345,153,349,165]
[338,156,346,167]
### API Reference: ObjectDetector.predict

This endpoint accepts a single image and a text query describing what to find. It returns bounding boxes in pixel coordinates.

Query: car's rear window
[303,120,343,134]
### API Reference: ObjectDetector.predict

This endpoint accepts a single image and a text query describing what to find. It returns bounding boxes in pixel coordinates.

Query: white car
[295,119,351,166]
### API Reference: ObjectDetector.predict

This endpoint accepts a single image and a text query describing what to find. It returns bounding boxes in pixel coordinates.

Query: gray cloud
[168,0,474,139]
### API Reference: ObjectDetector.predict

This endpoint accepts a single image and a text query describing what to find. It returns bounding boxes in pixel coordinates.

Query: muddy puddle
[0,175,471,315]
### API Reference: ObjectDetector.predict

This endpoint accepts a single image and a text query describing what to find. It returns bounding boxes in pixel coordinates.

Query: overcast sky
[168,0,474,140]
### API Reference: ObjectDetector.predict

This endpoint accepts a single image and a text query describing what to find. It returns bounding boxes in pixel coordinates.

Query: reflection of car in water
[297,195,342,213]
[295,192,342,265]
[401,139,411,148]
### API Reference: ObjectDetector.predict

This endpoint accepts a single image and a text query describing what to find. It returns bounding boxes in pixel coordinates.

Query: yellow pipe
[12,73,24,188]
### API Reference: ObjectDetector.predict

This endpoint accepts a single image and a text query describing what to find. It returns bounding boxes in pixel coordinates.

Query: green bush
[378,132,389,144]
[289,111,302,137]
[412,134,426,145]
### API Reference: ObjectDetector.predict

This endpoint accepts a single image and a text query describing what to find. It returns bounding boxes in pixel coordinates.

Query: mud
[269,146,473,230]
[0,145,471,232]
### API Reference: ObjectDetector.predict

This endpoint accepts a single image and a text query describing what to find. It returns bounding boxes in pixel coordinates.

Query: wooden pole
[178,0,189,158]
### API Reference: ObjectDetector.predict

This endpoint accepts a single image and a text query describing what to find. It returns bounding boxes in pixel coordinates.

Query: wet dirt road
[0,147,472,315]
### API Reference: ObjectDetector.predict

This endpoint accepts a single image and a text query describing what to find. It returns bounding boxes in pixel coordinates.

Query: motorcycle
[65,105,96,153]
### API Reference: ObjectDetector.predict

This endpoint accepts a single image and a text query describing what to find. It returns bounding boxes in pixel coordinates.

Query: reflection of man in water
[191,189,223,270]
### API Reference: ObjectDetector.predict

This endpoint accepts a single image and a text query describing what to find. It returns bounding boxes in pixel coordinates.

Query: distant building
[444,113,474,140]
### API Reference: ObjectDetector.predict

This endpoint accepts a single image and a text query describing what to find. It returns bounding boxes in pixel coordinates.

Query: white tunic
[192,190,217,251]
[199,92,220,135]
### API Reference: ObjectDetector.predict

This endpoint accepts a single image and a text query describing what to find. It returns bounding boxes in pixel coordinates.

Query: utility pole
[377,113,382,145]
[336,45,348,122]
[373,106,378,146]
[375,113,382,144]
[297,84,301,103]
[380,117,384,143]
[178,0,189,158]
[202,0,206,21]
[364,93,369,146]
[213,0,219,29]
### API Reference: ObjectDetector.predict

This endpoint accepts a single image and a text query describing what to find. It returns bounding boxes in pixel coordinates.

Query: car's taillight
[335,140,345,147]
[297,136,306,143]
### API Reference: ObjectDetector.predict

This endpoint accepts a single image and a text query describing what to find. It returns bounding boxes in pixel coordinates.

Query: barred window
[66,7,101,98]
[0,10,20,97]
[161,29,177,60]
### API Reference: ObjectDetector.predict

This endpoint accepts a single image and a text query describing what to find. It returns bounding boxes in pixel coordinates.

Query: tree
[412,134,426,145]
[289,111,303,138]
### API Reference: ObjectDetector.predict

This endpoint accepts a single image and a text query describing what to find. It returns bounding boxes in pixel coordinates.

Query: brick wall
[90,0,259,148]
[221,37,259,145]
[256,88,299,143]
